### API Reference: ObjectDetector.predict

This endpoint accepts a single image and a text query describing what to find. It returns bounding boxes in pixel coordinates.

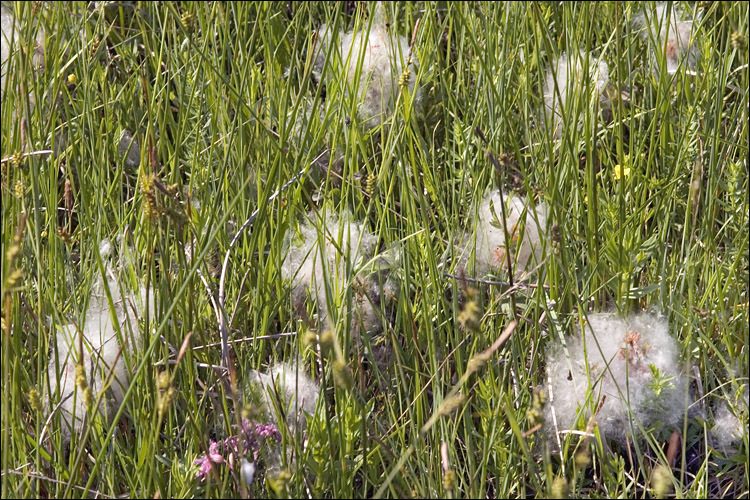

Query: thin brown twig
[408,18,421,59]
[0,149,54,164]
[1,468,114,498]
[191,332,297,351]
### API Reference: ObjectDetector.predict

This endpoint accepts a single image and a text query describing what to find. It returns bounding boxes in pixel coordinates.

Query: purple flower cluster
[194,419,281,482]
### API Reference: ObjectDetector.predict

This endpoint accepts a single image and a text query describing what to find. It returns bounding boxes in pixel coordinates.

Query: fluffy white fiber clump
[248,362,321,433]
[282,211,397,337]
[313,3,420,130]
[632,4,699,76]
[545,312,688,444]
[0,7,14,92]
[460,189,548,280]
[542,51,610,139]
[118,130,141,169]
[47,240,153,440]
[709,384,748,455]
[1,4,45,100]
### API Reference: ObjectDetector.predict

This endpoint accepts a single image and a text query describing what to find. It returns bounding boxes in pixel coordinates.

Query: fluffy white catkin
[47,242,153,440]
[460,189,548,279]
[248,363,320,433]
[542,51,610,139]
[632,4,699,76]
[545,312,688,444]
[313,3,420,130]
[709,384,748,455]
[1,5,45,100]
[282,211,397,336]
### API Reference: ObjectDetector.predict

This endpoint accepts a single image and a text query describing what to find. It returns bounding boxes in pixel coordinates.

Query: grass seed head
[551,476,570,499]
[652,463,674,498]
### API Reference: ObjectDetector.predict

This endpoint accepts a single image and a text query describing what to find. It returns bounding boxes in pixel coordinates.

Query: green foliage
[1,1,747,498]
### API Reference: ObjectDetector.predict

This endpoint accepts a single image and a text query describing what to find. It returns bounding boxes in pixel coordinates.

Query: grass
[1,1,748,498]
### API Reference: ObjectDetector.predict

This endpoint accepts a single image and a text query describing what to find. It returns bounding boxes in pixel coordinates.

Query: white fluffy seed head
[248,362,320,433]
[0,8,14,91]
[313,4,420,130]
[632,4,699,75]
[118,130,141,169]
[459,189,548,279]
[282,211,396,337]
[98,238,113,259]
[542,51,610,139]
[1,5,45,100]
[545,312,688,445]
[709,384,748,455]
[48,278,152,439]
[46,242,153,441]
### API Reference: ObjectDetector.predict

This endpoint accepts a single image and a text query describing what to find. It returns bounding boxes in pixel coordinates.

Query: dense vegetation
[1,2,747,498]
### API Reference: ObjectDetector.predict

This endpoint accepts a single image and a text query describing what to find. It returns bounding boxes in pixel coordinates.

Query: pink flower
[254,421,282,441]
[194,441,225,481]
[193,420,281,481]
